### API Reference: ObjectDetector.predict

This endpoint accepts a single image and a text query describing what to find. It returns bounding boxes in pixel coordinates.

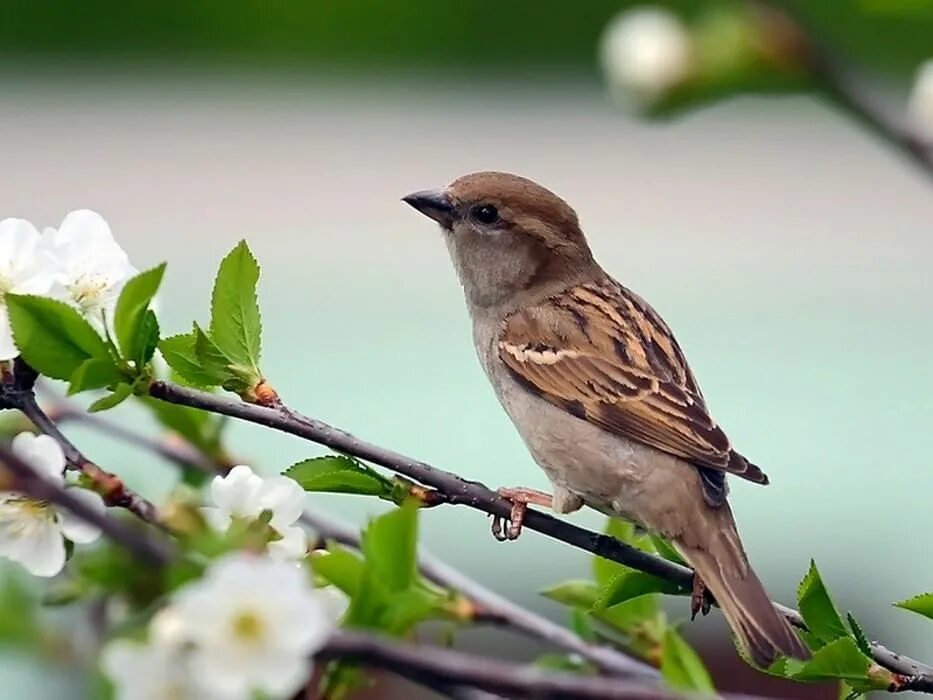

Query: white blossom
[0,218,58,360]
[600,7,691,104]
[203,465,308,561]
[42,209,137,331]
[171,553,331,700]
[0,433,105,577]
[908,59,933,141]
[101,638,203,700]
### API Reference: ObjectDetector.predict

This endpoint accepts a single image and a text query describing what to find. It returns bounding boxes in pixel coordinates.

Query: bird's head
[403,171,596,310]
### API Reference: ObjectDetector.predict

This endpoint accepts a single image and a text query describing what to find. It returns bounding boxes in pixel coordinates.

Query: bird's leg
[690,574,714,620]
[491,487,553,541]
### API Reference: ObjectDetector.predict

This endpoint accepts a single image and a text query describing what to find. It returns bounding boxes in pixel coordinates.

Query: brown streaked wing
[498,279,753,477]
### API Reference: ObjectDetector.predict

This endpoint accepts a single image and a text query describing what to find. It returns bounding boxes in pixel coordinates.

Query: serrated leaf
[382,588,439,634]
[798,560,848,645]
[284,456,392,497]
[137,310,160,365]
[539,580,601,608]
[6,294,109,380]
[894,592,933,621]
[114,263,165,365]
[210,240,262,370]
[88,383,133,412]
[158,332,219,387]
[361,504,418,594]
[193,323,233,380]
[846,612,872,656]
[787,637,874,684]
[68,357,122,395]
[661,627,715,695]
[595,570,685,609]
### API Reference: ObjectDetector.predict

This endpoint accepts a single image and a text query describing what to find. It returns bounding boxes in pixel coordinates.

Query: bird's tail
[674,515,810,667]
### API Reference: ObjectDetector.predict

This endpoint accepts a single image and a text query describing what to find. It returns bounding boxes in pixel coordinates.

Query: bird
[402,171,810,667]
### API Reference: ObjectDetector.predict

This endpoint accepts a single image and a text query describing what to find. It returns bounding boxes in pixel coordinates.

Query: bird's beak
[402,189,455,228]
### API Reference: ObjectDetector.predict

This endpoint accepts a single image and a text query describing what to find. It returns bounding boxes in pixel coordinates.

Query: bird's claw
[489,500,527,541]
[690,575,714,620]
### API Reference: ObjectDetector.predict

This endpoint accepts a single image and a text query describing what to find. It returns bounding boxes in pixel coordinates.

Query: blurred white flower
[204,465,308,561]
[317,585,350,624]
[600,6,691,104]
[0,433,105,576]
[42,209,137,330]
[101,637,203,700]
[172,553,331,700]
[908,59,933,141]
[0,218,58,360]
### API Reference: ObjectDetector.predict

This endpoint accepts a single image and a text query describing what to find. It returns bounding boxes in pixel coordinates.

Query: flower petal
[210,466,263,518]
[57,487,105,543]
[267,525,307,562]
[11,433,65,482]
[16,516,65,577]
[257,476,306,528]
[0,218,40,270]
[0,306,19,361]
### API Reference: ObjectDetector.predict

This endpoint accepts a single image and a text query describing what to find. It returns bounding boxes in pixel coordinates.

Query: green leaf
[88,384,133,412]
[113,264,165,364]
[6,294,109,380]
[787,637,876,684]
[68,357,122,395]
[661,628,715,695]
[194,323,233,381]
[650,534,687,565]
[284,456,393,497]
[158,332,219,387]
[846,612,872,656]
[381,588,438,634]
[540,580,601,609]
[137,310,160,365]
[894,592,933,621]
[595,571,685,609]
[361,504,418,594]
[797,560,848,645]
[311,546,366,598]
[210,240,262,370]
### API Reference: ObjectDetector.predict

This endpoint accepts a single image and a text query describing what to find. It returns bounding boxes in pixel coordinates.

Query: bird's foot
[690,574,714,620]
[490,487,553,542]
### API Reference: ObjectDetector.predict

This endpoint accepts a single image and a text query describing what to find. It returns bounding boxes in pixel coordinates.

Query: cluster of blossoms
[99,466,342,699]
[103,553,336,700]
[0,210,136,360]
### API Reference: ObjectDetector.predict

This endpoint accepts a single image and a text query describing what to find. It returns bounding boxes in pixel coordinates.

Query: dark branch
[321,630,768,700]
[764,1,933,181]
[148,379,933,692]
[0,442,172,567]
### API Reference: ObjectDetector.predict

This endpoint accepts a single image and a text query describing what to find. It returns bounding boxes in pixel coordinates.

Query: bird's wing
[498,279,767,485]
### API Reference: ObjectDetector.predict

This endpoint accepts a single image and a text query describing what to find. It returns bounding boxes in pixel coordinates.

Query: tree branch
[0,442,172,567]
[45,389,657,681]
[321,629,769,700]
[147,379,933,692]
[764,0,933,181]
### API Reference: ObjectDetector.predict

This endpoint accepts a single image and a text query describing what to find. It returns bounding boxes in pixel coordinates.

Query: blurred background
[1,1,932,697]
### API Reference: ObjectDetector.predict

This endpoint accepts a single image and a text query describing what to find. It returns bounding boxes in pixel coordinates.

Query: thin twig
[0,442,172,566]
[47,391,657,681]
[763,0,933,181]
[147,379,933,692]
[321,630,767,700]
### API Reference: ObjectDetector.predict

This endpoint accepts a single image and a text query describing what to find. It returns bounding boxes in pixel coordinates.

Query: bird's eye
[471,204,499,225]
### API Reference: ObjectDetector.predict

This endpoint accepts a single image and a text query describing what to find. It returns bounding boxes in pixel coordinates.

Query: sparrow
[403,171,810,666]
